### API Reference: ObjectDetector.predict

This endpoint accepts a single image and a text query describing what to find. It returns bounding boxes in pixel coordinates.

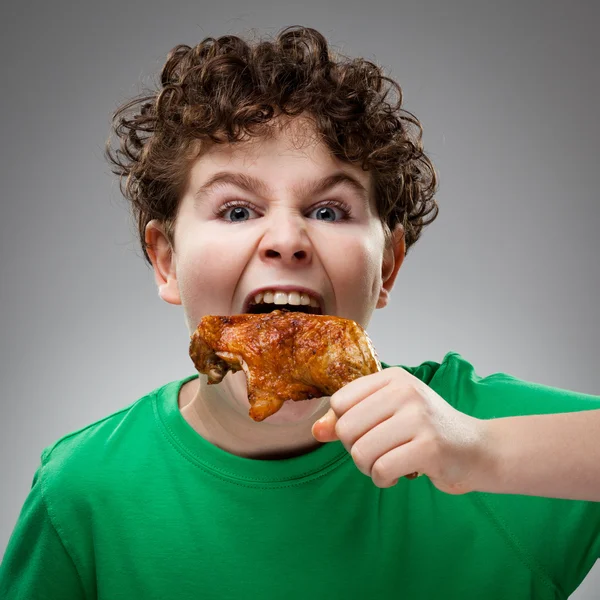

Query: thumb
[312,408,339,442]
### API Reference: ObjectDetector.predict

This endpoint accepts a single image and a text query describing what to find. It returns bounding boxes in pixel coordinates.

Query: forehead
[185,115,373,197]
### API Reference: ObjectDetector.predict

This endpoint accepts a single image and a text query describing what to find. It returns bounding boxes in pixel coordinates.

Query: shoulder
[382,350,473,410]
[38,379,178,502]
[382,350,456,386]
[387,351,600,418]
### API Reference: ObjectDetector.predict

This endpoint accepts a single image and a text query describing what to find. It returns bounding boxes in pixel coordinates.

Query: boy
[1,25,599,599]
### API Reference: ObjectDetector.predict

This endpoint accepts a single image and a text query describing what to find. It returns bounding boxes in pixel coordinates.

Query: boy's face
[146,116,405,423]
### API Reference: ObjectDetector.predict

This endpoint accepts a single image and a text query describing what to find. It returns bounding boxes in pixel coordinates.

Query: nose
[258,211,312,267]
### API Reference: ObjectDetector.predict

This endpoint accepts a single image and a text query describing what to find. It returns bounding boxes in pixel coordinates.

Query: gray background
[1,0,598,596]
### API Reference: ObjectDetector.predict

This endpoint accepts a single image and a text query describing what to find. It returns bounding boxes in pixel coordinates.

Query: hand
[311,367,489,494]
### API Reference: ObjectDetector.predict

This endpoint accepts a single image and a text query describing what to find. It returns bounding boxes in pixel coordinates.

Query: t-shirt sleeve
[0,460,86,599]
[438,352,600,597]
[438,351,600,419]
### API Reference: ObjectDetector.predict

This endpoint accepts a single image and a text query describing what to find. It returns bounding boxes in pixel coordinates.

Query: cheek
[176,231,249,316]
[323,229,384,315]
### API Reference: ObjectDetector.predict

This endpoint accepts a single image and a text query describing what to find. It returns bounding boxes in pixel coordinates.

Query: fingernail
[317,409,333,425]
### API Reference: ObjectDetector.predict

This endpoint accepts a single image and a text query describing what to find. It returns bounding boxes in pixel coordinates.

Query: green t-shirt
[1,351,599,599]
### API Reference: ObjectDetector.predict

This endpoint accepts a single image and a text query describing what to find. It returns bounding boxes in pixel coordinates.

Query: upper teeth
[252,290,320,308]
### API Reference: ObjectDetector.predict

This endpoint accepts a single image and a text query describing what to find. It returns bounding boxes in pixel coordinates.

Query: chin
[259,396,330,426]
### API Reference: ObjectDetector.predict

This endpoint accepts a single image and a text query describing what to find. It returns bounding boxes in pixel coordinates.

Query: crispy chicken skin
[189,309,382,421]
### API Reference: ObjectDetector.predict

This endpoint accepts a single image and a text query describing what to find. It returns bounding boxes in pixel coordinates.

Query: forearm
[475,409,600,501]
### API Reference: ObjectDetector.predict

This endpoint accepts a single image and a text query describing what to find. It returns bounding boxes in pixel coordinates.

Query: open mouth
[247,303,322,315]
[244,290,324,316]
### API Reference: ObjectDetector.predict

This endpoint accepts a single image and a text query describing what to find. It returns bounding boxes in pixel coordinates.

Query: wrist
[468,417,506,494]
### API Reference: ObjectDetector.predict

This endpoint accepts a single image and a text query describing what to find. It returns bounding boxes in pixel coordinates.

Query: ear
[376,224,405,309]
[145,220,181,305]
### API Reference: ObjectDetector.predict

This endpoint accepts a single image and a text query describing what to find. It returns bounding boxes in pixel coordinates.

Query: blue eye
[217,202,259,222]
[216,200,352,223]
[228,206,251,221]
[308,204,348,222]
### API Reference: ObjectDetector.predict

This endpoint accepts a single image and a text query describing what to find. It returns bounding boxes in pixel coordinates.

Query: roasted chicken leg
[189,309,381,421]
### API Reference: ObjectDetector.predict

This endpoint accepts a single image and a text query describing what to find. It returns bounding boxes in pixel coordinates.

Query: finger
[334,386,400,450]
[329,369,399,417]
[312,409,339,442]
[371,442,425,488]
[349,413,413,476]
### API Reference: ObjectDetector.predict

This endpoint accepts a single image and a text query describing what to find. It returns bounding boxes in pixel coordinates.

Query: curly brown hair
[105,25,439,266]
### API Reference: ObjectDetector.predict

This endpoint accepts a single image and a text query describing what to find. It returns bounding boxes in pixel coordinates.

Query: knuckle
[350,443,369,473]
[407,383,428,405]
[334,418,349,442]
[389,380,405,398]
[329,394,343,414]
[407,399,430,425]
[391,382,423,410]
[371,457,389,482]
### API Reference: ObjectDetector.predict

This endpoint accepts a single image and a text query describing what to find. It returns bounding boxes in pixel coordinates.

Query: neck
[178,375,330,460]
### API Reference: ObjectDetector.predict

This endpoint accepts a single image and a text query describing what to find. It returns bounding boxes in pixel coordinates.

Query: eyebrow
[193,170,369,204]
